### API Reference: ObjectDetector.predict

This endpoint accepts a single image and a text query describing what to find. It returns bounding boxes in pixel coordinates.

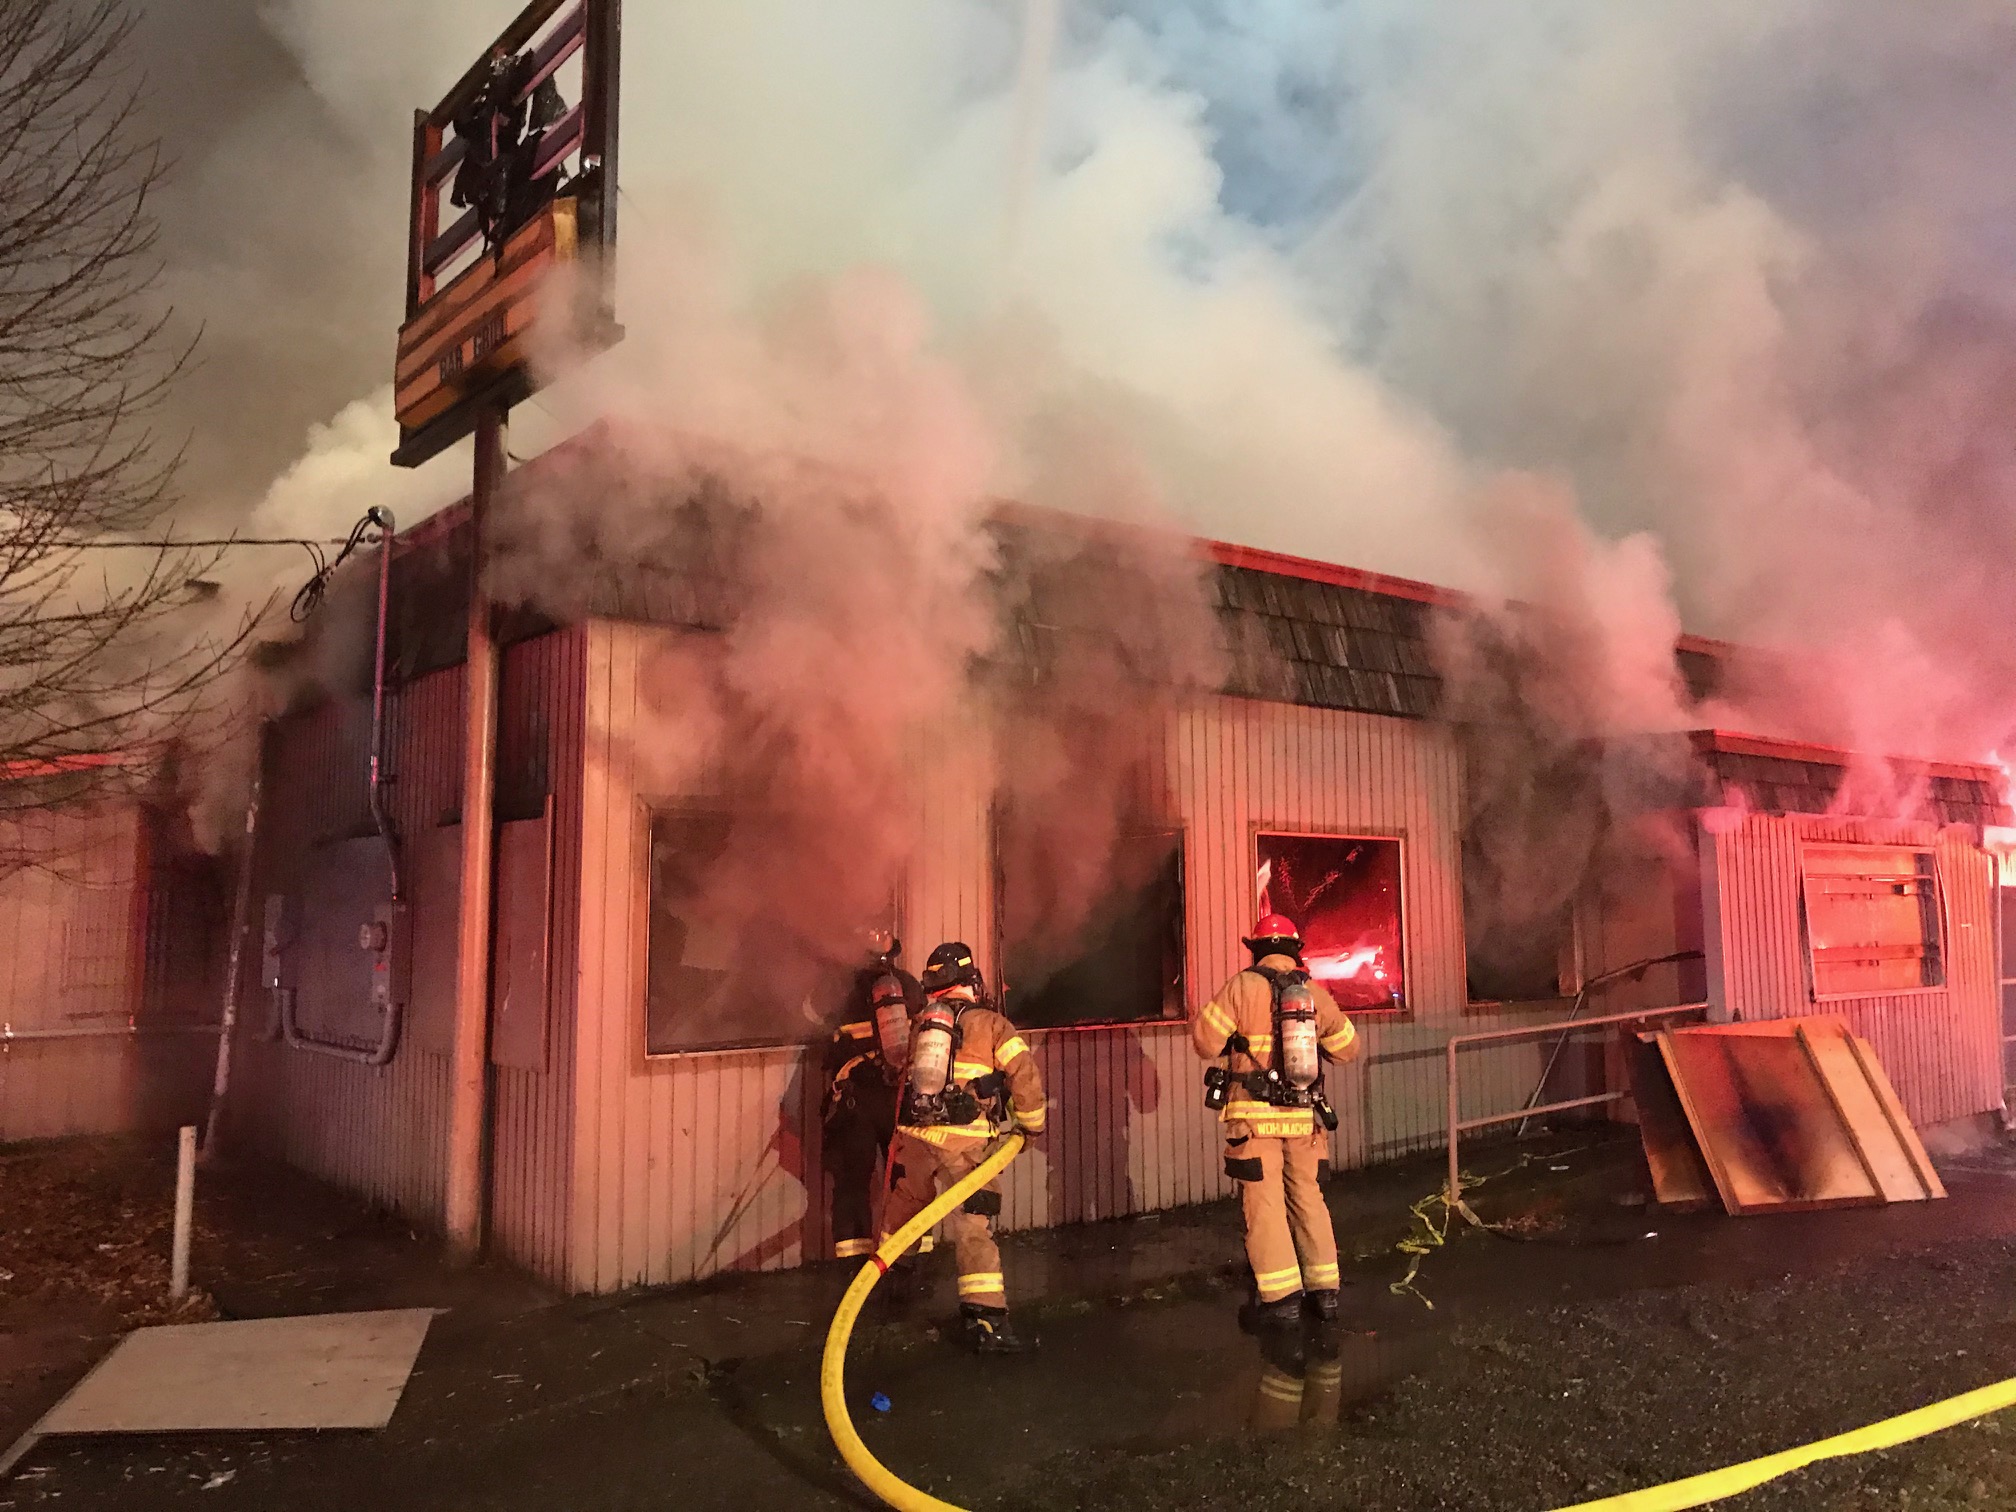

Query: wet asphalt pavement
[8,1133,2016,1510]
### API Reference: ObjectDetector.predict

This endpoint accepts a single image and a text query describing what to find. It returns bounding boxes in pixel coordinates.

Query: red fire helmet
[1244,913,1302,945]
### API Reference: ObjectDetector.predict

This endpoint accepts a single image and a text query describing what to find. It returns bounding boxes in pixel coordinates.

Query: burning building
[9,429,1999,1293]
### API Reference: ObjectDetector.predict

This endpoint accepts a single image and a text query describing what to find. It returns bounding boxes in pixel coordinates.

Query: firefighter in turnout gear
[1193,913,1360,1326]
[881,942,1047,1354]
[821,931,925,1261]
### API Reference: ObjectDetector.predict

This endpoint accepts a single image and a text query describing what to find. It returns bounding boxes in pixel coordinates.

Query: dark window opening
[997,827,1186,1030]
[1466,903,1575,1005]
[644,810,858,1054]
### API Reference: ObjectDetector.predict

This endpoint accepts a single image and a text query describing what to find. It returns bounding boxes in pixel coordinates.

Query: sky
[127,0,2016,761]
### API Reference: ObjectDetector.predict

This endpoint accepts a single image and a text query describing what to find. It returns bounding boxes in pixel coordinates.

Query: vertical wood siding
[228,628,585,1285]
[0,805,213,1140]
[487,630,585,1281]
[228,672,459,1224]
[1703,813,2000,1128]
[570,629,1565,1290]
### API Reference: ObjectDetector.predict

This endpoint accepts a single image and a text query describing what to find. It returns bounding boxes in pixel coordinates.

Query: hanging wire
[56,535,357,549]
[290,510,391,623]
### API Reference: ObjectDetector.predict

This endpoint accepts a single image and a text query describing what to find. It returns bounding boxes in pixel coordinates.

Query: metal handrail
[1444,1002,1709,1203]
[1,1023,222,1043]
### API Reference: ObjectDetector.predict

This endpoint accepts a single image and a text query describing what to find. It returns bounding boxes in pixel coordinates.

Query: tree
[0,0,248,837]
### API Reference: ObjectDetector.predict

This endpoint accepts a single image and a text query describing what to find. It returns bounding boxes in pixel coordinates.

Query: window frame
[1797,840,1949,1003]
[990,812,1191,1034]
[1250,824,1412,1022]
[636,800,903,1059]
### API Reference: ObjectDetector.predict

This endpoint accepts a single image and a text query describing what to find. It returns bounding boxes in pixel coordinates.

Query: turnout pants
[823,1109,888,1260]
[883,1131,1006,1308]
[1227,1128,1340,1303]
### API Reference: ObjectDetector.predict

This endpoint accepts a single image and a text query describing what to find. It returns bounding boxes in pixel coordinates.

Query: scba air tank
[871,976,911,1064]
[1277,980,1320,1091]
[908,1003,956,1097]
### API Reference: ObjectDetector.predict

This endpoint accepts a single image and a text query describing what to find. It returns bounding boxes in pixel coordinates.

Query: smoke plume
[128,3,2016,987]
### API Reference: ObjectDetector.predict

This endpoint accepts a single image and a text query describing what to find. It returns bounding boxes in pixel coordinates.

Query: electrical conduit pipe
[820,1133,1025,1512]
[278,507,406,1067]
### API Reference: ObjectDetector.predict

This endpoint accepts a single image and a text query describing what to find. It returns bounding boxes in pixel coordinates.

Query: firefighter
[821,931,924,1261]
[881,941,1046,1354]
[1193,913,1360,1326]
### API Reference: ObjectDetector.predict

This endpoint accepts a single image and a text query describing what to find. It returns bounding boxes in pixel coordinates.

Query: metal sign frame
[391,0,621,467]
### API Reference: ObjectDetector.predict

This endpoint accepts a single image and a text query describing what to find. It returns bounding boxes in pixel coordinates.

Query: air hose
[820,1133,1025,1512]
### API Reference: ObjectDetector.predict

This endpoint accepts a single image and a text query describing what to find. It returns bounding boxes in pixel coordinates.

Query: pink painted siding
[227,671,459,1222]
[227,628,585,1285]
[1702,812,2001,1127]
[570,622,985,1289]
[0,805,215,1140]
[488,630,585,1280]
[569,625,1568,1290]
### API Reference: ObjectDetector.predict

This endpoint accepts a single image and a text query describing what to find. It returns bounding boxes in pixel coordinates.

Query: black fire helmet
[920,941,984,997]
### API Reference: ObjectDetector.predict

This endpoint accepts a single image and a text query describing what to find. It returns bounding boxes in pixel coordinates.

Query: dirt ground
[0,1140,219,1330]
[6,1131,2016,1510]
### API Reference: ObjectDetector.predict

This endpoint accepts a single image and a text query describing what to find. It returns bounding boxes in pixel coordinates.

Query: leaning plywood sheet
[43,1309,434,1435]
[1675,1015,1852,1040]
[1653,1028,1883,1215]
[1624,1033,1715,1209]
[1840,1032,1945,1201]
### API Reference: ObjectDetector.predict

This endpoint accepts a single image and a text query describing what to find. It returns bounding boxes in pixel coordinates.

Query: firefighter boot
[880,1257,923,1308]
[1304,1289,1341,1324]
[1240,1292,1306,1332]
[959,1303,1026,1354]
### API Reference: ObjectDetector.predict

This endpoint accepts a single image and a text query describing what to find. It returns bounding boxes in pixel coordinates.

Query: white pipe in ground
[171,1125,195,1300]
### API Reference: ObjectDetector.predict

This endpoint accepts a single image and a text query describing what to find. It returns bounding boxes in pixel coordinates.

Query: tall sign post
[391,0,622,1264]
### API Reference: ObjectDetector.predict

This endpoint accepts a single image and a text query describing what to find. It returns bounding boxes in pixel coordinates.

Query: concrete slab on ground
[39,1309,435,1435]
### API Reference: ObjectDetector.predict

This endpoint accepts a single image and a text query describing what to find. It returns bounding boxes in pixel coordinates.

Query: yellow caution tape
[820,1133,1025,1512]
[1548,1376,2016,1511]
[1390,1185,1460,1308]
[1394,1145,1598,1308]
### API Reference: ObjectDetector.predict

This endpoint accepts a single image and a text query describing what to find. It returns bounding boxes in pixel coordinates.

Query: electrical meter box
[287,835,411,1047]
[361,901,414,1016]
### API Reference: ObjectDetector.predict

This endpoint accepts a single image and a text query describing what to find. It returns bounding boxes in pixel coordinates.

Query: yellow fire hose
[820,1133,1024,1512]
[1545,1374,2016,1511]
[821,1129,2014,1511]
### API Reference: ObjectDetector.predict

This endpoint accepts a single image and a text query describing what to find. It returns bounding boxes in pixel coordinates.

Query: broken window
[996,825,1186,1030]
[1464,868,1578,1008]
[644,810,848,1054]
[1255,832,1406,1015]
[1801,844,1945,998]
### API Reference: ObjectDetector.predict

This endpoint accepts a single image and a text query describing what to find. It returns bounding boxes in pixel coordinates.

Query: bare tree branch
[0,0,251,874]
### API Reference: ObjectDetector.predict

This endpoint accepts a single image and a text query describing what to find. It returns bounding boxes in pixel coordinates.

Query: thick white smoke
[146,0,2016,771]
